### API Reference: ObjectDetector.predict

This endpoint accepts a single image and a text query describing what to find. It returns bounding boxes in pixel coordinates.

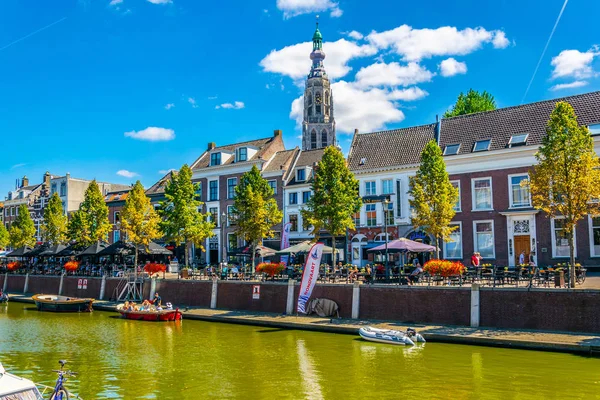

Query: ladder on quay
[113,272,144,302]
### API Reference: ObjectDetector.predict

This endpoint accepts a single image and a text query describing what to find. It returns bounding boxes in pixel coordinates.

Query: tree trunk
[569,231,576,288]
[435,235,440,259]
[134,245,139,276]
[184,241,189,269]
[251,241,256,273]
[331,236,336,270]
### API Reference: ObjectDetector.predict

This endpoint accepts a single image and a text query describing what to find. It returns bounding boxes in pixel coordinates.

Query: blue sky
[1,0,599,197]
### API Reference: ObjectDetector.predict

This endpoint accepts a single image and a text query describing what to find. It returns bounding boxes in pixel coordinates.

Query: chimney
[208,142,216,150]
[44,171,51,188]
[21,176,29,188]
[354,128,359,135]
[274,129,282,137]
[434,115,441,144]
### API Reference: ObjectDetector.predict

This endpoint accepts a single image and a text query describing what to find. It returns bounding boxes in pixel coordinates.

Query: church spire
[308,16,326,79]
[312,16,322,51]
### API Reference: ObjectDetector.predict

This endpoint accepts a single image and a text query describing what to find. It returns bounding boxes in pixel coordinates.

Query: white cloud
[439,58,467,77]
[109,0,123,5]
[147,0,171,4]
[124,127,175,141]
[207,96,217,100]
[347,30,363,40]
[551,47,599,79]
[260,39,377,81]
[550,80,588,91]
[164,103,175,110]
[367,25,510,61]
[354,62,433,89]
[216,101,245,110]
[276,0,342,18]
[188,97,198,108]
[10,163,26,170]
[117,170,138,178]
[387,87,428,101]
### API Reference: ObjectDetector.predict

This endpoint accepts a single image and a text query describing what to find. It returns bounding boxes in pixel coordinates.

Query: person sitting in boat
[165,302,173,310]
[153,292,162,307]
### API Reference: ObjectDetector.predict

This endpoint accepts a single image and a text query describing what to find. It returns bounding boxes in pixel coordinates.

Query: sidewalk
[8,294,600,356]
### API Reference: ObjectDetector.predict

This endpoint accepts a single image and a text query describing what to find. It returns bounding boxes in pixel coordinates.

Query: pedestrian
[471,252,480,267]
[519,251,526,266]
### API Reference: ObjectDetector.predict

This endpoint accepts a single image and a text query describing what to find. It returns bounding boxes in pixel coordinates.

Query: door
[514,235,531,266]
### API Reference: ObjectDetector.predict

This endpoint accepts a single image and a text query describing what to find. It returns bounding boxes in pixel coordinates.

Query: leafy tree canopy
[9,204,36,248]
[443,89,496,118]
[42,192,68,245]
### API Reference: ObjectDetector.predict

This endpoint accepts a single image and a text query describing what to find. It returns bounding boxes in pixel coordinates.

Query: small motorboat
[117,304,182,321]
[358,326,426,346]
[0,362,44,399]
[32,294,94,312]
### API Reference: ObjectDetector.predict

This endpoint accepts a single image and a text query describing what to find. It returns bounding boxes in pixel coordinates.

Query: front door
[514,235,531,266]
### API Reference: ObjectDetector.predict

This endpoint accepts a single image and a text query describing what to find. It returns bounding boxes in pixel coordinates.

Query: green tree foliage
[0,221,9,249]
[42,192,68,245]
[443,89,497,118]
[160,165,214,267]
[232,165,283,268]
[68,180,111,246]
[529,101,600,287]
[9,204,36,248]
[301,146,362,264]
[121,181,163,268]
[68,210,90,244]
[409,140,459,259]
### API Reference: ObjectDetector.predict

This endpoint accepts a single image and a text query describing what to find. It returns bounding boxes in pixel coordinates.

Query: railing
[36,383,82,399]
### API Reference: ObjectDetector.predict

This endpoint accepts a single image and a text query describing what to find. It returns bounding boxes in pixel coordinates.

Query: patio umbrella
[56,243,87,257]
[5,246,33,257]
[231,245,276,257]
[97,240,135,256]
[367,238,438,253]
[79,241,109,256]
[276,240,338,254]
[39,244,67,257]
[142,241,173,255]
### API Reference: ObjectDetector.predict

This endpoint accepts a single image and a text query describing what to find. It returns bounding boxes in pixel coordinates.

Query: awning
[6,246,33,257]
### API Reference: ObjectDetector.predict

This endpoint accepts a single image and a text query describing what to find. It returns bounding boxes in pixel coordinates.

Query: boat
[358,326,426,346]
[32,294,94,312]
[117,304,182,321]
[0,362,44,399]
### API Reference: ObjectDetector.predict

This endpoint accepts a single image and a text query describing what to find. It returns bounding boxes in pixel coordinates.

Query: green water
[0,303,599,399]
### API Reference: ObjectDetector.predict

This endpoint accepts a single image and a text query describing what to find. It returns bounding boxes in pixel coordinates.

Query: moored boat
[0,362,44,399]
[358,326,426,346]
[117,304,182,321]
[32,294,94,312]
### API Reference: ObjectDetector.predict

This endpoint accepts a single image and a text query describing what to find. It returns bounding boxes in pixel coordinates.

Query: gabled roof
[439,91,600,155]
[285,148,326,185]
[104,189,131,203]
[191,134,285,170]
[145,171,175,196]
[348,124,436,171]
[262,148,299,174]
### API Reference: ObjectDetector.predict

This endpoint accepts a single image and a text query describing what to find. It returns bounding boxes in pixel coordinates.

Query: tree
[443,89,496,118]
[69,180,112,246]
[160,165,214,267]
[9,204,36,248]
[68,210,90,244]
[409,139,459,259]
[41,192,68,245]
[121,181,163,268]
[232,165,283,269]
[529,101,600,287]
[301,146,362,266]
[0,222,9,249]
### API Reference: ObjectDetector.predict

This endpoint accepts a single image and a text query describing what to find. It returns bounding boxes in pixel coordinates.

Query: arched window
[307,93,313,105]
[324,90,329,104]
[321,129,328,147]
[310,130,317,149]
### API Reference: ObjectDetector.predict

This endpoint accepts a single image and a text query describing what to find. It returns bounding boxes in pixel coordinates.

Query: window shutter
[396,180,402,218]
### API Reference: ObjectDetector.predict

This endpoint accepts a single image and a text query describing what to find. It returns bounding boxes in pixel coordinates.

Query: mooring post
[149,277,157,299]
[23,273,29,294]
[99,274,107,300]
[471,283,480,327]
[58,273,64,296]
[351,281,360,319]
[210,276,218,309]
[2,273,7,292]
[286,279,295,315]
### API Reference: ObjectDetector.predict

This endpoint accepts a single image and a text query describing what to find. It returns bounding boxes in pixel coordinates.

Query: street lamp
[221,211,227,265]
[383,199,390,281]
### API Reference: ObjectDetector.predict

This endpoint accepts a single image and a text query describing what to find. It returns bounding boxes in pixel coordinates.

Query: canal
[1,303,599,399]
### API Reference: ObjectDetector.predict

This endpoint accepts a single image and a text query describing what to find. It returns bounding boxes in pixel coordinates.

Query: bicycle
[49,360,76,400]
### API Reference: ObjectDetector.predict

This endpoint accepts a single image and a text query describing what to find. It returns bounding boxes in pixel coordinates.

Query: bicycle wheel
[50,389,70,400]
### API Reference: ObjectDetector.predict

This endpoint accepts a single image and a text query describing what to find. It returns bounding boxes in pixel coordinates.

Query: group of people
[471,251,536,267]
[122,292,173,312]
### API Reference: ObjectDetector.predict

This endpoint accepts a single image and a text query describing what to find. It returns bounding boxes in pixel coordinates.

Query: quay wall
[4,274,600,334]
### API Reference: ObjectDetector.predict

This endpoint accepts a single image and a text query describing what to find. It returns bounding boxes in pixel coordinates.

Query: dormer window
[473,139,491,152]
[359,158,366,165]
[210,152,221,166]
[588,123,600,136]
[508,133,528,147]
[236,147,247,162]
[297,168,306,182]
[444,144,461,155]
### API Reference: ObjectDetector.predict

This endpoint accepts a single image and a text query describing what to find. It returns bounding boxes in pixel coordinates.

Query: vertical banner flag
[296,242,324,313]
[281,222,292,251]
[280,254,289,267]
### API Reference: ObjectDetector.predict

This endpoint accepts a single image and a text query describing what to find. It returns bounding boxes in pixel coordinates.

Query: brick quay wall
[3,274,599,334]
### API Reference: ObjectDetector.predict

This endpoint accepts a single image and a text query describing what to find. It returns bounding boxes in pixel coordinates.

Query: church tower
[302,20,336,151]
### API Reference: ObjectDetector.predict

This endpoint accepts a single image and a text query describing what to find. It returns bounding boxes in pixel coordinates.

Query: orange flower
[7,261,21,271]
[256,262,285,277]
[64,261,80,272]
[144,263,167,275]
[424,259,465,277]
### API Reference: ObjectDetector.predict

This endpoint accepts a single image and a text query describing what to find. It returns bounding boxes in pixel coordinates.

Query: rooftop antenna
[316,14,319,28]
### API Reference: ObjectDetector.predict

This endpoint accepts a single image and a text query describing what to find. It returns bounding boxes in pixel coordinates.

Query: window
[365,181,376,196]
[237,147,247,162]
[451,181,461,211]
[316,105,321,114]
[474,221,495,258]
[384,202,394,225]
[51,183,57,194]
[209,207,218,227]
[227,205,237,226]
[302,191,311,203]
[268,180,277,195]
[196,182,202,201]
[509,133,528,147]
[396,180,403,218]
[114,211,120,224]
[552,218,574,258]
[359,158,366,166]
[321,130,328,147]
[114,230,121,243]
[444,223,462,259]
[289,214,298,231]
[210,152,221,166]
[472,178,493,210]
[590,216,600,257]
[209,180,218,201]
[296,169,306,182]
[289,192,298,205]
[352,212,360,227]
[228,233,237,251]
[509,175,530,207]
[311,130,317,149]
[227,178,237,199]
[11,207,14,216]
[473,139,491,152]
[382,179,393,195]
[366,204,377,227]
[589,124,600,136]
[59,182,66,196]
[444,144,461,155]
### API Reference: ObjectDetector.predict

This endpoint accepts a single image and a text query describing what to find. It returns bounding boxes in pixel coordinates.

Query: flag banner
[281,222,292,250]
[296,242,324,313]
[280,254,289,267]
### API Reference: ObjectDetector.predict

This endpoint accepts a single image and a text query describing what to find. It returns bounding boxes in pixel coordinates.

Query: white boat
[0,363,44,400]
[358,326,426,346]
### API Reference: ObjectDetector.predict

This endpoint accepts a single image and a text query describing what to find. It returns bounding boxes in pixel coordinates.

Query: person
[471,252,480,267]
[409,261,423,285]
[412,255,419,268]
[519,251,526,266]
[528,252,536,267]
[231,265,239,274]
[153,292,162,307]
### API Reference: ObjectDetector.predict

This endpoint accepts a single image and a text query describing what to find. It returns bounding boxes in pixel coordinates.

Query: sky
[1,0,599,197]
